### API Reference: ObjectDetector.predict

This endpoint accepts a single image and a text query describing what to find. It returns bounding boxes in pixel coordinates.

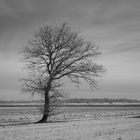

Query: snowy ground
[0,118,140,140]
[0,107,140,140]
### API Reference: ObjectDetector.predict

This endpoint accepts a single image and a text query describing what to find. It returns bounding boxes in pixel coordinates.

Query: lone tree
[22,23,104,123]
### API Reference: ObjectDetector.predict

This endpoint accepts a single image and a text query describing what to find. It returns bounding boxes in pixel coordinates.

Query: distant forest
[63,98,140,103]
[0,98,140,104]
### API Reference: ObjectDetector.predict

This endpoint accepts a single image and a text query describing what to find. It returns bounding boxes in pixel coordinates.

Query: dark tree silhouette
[22,23,105,123]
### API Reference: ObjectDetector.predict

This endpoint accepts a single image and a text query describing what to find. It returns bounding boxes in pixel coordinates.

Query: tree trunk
[36,81,51,123]
[36,114,48,123]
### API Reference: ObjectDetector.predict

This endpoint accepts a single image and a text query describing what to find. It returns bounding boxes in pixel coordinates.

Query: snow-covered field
[0,106,140,139]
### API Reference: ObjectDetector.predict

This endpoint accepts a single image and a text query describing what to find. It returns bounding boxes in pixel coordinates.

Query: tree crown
[22,23,105,96]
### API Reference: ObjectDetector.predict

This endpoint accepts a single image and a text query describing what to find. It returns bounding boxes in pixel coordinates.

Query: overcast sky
[0,0,140,100]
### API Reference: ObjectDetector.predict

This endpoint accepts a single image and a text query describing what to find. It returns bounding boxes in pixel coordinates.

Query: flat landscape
[0,106,140,139]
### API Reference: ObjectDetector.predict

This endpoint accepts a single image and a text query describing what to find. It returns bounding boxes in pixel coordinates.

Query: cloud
[1,0,140,41]
[107,39,140,55]
[0,0,14,16]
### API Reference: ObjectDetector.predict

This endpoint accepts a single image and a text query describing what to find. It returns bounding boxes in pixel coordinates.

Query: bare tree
[22,23,105,123]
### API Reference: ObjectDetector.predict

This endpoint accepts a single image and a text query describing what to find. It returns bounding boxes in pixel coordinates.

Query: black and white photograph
[0,0,140,139]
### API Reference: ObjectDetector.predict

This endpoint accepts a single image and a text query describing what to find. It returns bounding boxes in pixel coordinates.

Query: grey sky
[0,0,140,100]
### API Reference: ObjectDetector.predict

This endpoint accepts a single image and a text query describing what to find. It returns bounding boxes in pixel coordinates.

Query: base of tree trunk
[35,114,48,123]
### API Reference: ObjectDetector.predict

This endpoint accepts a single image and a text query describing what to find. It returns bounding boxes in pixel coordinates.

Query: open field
[1,118,140,140]
[0,106,140,139]
[0,106,140,125]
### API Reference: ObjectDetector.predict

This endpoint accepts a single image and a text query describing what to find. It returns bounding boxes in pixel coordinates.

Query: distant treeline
[0,100,42,104]
[62,98,140,104]
[0,98,140,104]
